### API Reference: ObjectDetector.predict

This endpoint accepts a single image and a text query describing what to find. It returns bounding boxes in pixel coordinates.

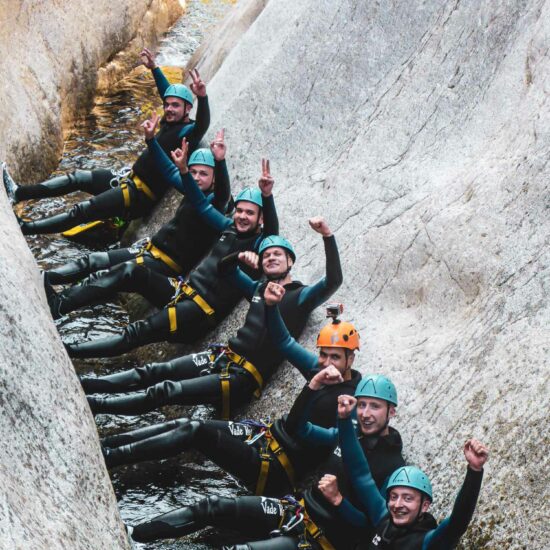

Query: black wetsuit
[17,68,209,235]
[64,166,279,357]
[83,235,342,419]
[129,410,404,550]
[47,156,232,316]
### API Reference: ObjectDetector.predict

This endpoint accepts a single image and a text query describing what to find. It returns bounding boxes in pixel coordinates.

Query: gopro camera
[325,303,343,320]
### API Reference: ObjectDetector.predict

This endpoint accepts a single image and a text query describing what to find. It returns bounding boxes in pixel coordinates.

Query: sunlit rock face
[0,0,183,182]
[141,1,549,546]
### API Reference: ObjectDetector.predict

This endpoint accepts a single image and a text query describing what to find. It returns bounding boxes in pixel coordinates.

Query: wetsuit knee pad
[88,252,112,272]
[68,200,95,223]
[71,169,93,186]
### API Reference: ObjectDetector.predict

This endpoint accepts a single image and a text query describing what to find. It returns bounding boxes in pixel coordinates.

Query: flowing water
[18,1,248,548]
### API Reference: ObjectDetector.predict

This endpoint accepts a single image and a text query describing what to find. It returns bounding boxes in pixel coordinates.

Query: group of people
[3,48,489,549]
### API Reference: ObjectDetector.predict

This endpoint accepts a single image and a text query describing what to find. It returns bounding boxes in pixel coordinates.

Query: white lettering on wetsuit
[261,497,282,516]
[371,534,382,546]
[333,446,342,457]
[192,353,209,367]
[227,422,254,437]
[251,295,261,303]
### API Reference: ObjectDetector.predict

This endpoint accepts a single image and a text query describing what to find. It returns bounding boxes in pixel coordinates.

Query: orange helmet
[316,320,360,351]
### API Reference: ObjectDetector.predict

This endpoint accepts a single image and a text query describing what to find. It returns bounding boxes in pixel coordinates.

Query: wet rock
[139,1,549,546]
[0,0,183,182]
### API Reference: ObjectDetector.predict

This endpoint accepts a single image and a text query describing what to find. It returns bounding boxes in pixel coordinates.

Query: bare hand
[309,216,332,237]
[238,251,260,270]
[464,439,489,471]
[210,129,226,161]
[263,281,286,306]
[337,395,357,419]
[170,138,189,174]
[141,111,160,141]
[189,67,207,97]
[258,159,274,196]
[309,366,344,391]
[140,48,157,70]
[318,474,343,506]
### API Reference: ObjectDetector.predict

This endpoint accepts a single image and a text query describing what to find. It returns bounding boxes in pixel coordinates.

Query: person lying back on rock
[126,369,404,550]
[64,151,278,358]
[95,300,355,499]
[334,394,489,550]
[82,217,341,419]
[44,122,232,317]
[2,48,209,235]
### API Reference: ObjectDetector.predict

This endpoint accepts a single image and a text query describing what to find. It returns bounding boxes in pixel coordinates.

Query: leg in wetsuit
[46,241,176,285]
[65,297,209,357]
[17,169,154,235]
[86,354,257,418]
[100,415,292,496]
[130,495,305,549]
[49,261,177,317]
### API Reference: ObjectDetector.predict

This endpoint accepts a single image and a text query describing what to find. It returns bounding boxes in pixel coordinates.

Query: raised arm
[258,159,279,237]
[264,283,318,378]
[424,440,488,549]
[140,48,171,100]
[183,68,210,147]
[298,218,343,309]
[338,396,388,527]
[209,129,231,212]
[285,366,345,445]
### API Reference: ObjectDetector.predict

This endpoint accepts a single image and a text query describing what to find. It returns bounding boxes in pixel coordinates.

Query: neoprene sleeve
[338,415,388,526]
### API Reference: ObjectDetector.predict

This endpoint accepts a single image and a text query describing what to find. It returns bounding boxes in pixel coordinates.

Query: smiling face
[233,200,262,234]
[356,396,395,437]
[189,165,215,192]
[261,246,293,279]
[163,97,191,123]
[388,487,430,526]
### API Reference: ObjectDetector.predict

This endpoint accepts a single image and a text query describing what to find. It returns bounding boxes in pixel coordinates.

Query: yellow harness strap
[178,282,215,317]
[299,499,336,550]
[120,182,131,208]
[225,349,263,398]
[220,372,231,420]
[131,173,157,202]
[268,433,296,489]
[255,453,271,495]
[144,242,182,273]
[168,306,178,333]
[136,255,144,265]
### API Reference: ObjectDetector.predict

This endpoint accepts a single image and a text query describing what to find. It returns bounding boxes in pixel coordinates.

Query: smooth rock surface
[139,1,549,547]
[0,194,129,547]
[0,0,184,182]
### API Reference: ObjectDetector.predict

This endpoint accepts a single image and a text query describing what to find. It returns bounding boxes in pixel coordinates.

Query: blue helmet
[163,84,193,105]
[354,374,397,406]
[386,466,433,501]
[188,148,215,168]
[259,236,296,262]
[235,187,263,208]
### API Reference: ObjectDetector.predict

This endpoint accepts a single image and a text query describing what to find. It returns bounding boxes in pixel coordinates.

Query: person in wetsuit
[335,394,489,550]
[44,126,232,317]
[2,48,209,234]
[64,147,278,358]
[126,370,405,550]
[83,217,341,420]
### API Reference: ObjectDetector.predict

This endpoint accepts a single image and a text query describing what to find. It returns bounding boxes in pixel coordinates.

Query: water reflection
[22,1,242,548]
